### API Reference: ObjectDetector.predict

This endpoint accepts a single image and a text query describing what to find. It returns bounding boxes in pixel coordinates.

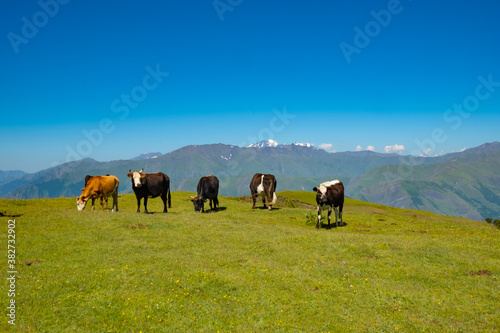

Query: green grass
[1,191,499,332]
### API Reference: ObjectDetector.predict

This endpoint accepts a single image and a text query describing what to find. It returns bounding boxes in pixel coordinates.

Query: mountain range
[1,141,499,221]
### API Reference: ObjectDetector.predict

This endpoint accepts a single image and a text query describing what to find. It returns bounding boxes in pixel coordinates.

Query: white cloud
[384,144,406,154]
[319,143,336,152]
[419,147,432,156]
[459,147,467,152]
[356,145,376,152]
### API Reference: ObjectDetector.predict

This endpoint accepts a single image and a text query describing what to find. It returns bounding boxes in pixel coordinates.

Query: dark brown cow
[76,175,119,211]
[312,180,344,229]
[127,169,171,213]
[191,175,219,213]
[249,173,277,211]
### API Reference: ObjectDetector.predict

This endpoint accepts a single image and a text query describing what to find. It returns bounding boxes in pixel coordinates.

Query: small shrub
[485,217,500,229]
[305,211,319,225]
[285,199,297,208]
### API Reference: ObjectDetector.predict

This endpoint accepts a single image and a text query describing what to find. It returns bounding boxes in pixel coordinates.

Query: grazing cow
[312,180,344,229]
[127,169,171,213]
[249,173,277,211]
[76,175,119,212]
[191,175,219,213]
[84,174,110,206]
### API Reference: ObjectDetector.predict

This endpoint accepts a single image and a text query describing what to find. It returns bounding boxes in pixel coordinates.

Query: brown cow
[84,174,110,206]
[76,175,119,211]
[249,173,277,211]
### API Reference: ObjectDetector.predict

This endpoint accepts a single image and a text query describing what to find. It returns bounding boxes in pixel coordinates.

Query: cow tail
[168,188,172,208]
[271,192,277,205]
[270,176,277,205]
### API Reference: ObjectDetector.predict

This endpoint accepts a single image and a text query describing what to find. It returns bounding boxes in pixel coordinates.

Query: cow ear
[140,173,147,178]
[80,188,84,191]
[312,187,318,192]
[127,173,133,178]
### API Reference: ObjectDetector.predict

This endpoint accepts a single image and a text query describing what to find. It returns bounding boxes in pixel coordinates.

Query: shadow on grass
[319,222,348,229]
[252,206,281,211]
[0,212,23,218]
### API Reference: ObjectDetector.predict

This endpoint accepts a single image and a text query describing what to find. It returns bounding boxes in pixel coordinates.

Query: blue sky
[1,0,499,172]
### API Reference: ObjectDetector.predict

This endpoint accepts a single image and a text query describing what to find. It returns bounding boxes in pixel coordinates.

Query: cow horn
[139,168,143,173]
[129,169,132,173]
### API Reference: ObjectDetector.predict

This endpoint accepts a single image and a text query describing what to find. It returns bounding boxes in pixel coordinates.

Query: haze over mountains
[1,141,499,221]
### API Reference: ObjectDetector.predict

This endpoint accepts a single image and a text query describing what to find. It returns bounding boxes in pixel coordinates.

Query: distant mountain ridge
[246,140,315,149]
[131,152,162,160]
[1,141,499,221]
[0,170,27,186]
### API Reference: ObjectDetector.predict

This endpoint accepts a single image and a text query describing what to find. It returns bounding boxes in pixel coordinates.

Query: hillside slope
[1,193,498,332]
[350,147,500,220]
[2,142,500,221]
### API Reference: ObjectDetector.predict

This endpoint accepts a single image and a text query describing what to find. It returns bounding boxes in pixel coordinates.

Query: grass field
[1,191,499,332]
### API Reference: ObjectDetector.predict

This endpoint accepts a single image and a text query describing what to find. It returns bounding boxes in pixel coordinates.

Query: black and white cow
[191,175,219,213]
[127,169,171,213]
[249,173,277,211]
[312,180,344,229]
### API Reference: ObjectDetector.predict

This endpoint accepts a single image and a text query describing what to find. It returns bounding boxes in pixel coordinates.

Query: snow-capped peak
[131,152,162,160]
[291,142,315,148]
[247,139,279,148]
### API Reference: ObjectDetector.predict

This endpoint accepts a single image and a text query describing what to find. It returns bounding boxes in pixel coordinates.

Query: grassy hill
[3,142,500,221]
[350,148,500,220]
[1,192,499,332]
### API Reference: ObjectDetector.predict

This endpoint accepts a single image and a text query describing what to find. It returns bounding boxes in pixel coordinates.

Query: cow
[249,173,277,211]
[191,175,219,213]
[312,180,344,229]
[127,169,171,213]
[84,174,110,206]
[76,175,119,212]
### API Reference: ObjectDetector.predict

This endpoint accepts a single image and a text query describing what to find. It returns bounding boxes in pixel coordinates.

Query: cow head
[313,185,331,205]
[127,169,145,187]
[76,195,88,211]
[313,180,340,205]
[190,196,206,213]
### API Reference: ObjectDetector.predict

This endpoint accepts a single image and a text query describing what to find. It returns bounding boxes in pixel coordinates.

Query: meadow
[1,191,499,332]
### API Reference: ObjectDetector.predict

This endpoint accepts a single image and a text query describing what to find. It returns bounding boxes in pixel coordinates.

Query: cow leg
[327,206,332,229]
[161,193,168,213]
[214,197,219,211]
[209,199,213,211]
[316,206,321,229]
[91,198,96,211]
[252,193,257,209]
[262,195,267,209]
[334,207,339,227]
[112,191,118,212]
[136,198,141,213]
[339,206,343,226]
[100,196,105,210]
[143,197,149,214]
